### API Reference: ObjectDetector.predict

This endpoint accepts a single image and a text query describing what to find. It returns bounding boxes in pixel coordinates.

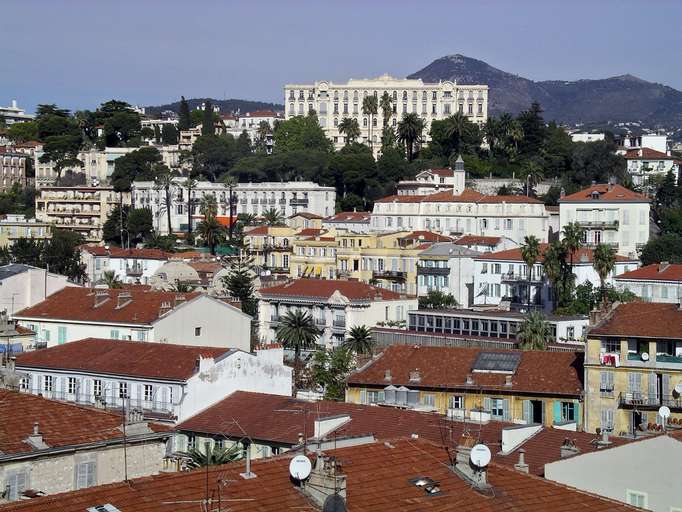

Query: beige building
[35,186,130,243]
[285,75,488,151]
[0,215,51,247]
[0,149,28,191]
[243,225,296,275]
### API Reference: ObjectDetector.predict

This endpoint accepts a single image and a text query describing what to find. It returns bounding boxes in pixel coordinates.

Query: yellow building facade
[243,226,296,274]
[290,229,338,279]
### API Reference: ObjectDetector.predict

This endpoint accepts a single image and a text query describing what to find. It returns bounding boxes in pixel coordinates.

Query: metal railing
[618,392,682,410]
[416,265,450,276]
[500,272,544,284]
[372,270,407,280]
[33,391,175,414]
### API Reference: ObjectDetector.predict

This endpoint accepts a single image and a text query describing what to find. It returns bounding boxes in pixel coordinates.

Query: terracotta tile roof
[615,263,682,282]
[168,250,204,260]
[624,147,675,160]
[0,389,170,455]
[80,245,170,260]
[14,287,201,325]
[325,211,371,223]
[559,184,650,202]
[259,278,403,301]
[347,345,584,397]
[188,261,223,274]
[15,338,230,381]
[289,212,324,219]
[297,228,325,237]
[589,302,682,339]
[423,188,486,203]
[478,194,544,204]
[475,244,637,264]
[177,391,507,447]
[375,188,542,205]
[428,167,455,177]
[242,110,281,118]
[374,193,426,203]
[244,225,269,235]
[0,438,635,512]
[400,231,453,243]
[454,235,502,246]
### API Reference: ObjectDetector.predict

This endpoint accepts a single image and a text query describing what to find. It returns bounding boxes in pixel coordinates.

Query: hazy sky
[4,0,682,113]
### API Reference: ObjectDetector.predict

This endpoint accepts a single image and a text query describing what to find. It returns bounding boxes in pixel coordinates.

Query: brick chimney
[94,290,110,308]
[560,438,580,458]
[302,453,347,508]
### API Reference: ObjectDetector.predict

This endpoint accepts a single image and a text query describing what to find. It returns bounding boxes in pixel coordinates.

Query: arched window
[334,91,339,99]
[363,118,368,127]
[402,91,407,100]
[372,118,377,127]
[392,91,397,101]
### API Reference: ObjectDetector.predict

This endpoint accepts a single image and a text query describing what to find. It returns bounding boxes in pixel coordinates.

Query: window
[93,379,102,397]
[43,375,53,392]
[110,329,120,340]
[561,401,576,422]
[68,377,78,395]
[448,395,464,409]
[490,398,505,418]
[187,434,196,450]
[422,394,435,407]
[599,371,614,395]
[118,382,128,399]
[602,338,620,354]
[136,330,146,341]
[20,376,29,390]
[367,390,384,404]
[75,460,96,489]
[58,326,67,344]
[144,384,153,402]
[194,327,201,336]
[566,326,575,339]
[625,490,647,508]
[4,470,28,501]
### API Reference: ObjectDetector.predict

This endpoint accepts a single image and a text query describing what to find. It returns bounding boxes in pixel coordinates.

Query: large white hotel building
[284,75,489,150]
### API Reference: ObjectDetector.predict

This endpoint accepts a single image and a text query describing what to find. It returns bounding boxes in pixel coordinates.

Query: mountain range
[408,54,682,128]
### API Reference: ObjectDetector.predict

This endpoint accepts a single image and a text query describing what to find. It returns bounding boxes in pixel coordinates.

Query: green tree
[338,118,361,145]
[593,243,616,301]
[161,123,178,145]
[311,347,353,400]
[541,241,565,311]
[181,443,241,469]
[379,92,392,128]
[221,254,257,317]
[42,229,86,282]
[517,311,551,350]
[523,160,544,197]
[154,166,178,235]
[561,222,585,276]
[10,238,43,267]
[197,213,224,255]
[101,270,122,288]
[362,95,378,150]
[6,121,38,143]
[103,204,129,245]
[178,96,191,131]
[96,100,142,147]
[221,175,238,242]
[110,147,162,192]
[276,310,321,393]
[201,101,214,136]
[273,113,333,153]
[520,235,541,309]
[517,102,545,158]
[418,290,458,309]
[126,208,154,244]
[640,234,682,265]
[183,177,198,244]
[191,134,239,181]
[342,325,374,355]
[397,113,424,162]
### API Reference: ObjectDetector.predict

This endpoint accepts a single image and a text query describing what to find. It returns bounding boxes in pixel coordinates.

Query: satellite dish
[289,455,312,480]
[640,352,649,362]
[658,406,671,420]
[470,444,491,468]
[674,383,682,395]
[322,494,347,512]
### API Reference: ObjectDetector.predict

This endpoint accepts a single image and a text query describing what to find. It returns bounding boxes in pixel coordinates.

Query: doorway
[530,400,544,424]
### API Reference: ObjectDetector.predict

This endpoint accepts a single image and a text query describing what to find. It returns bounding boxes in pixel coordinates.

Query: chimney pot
[33,422,40,436]
[466,373,474,385]
[504,375,513,387]
[514,448,529,473]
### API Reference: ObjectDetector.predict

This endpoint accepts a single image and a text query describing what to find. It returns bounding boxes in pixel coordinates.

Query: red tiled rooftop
[375,188,543,205]
[289,212,323,219]
[0,389,170,455]
[400,231,453,243]
[242,110,281,118]
[624,147,675,160]
[325,211,371,222]
[559,184,650,202]
[347,345,584,396]
[454,235,502,246]
[80,245,170,260]
[589,302,682,339]
[475,244,637,264]
[244,225,269,235]
[259,278,403,301]
[14,287,201,325]
[615,263,682,282]
[297,227,324,236]
[15,338,230,381]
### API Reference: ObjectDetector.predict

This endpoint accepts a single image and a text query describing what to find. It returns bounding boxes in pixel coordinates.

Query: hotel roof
[559,184,650,203]
[258,278,403,302]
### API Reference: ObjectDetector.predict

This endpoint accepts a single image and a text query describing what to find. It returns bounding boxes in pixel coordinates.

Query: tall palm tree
[101,270,122,289]
[561,221,585,276]
[542,241,563,311]
[362,95,378,150]
[238,212,258,227]
[338,117,360,145]
[222,175,238,242]
[397,113,425,162]
[343,325,374,355]
[520,235,541,309]
[523,161,545,197]
[379,92,392,128]
[593,243,616,302]
[153,164,177,236]
[183,177,198,245]
[262,208,285,226]
[517,311,550,350]
[483,117,500,160]
[181,443,241,469]
[197,213,225,255]
[276,309,321,393]
[199,193,218,218]
[444,112,469,155]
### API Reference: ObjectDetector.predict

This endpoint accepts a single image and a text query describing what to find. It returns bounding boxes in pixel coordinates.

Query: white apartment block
[416,242,481,307]
[0,100,33,125]
[284,75,488,151]
[614,262,682,303]
[558,183,651,257]
[397,158,466,196]
[371,189,549,245]
[133,179,336,234]
[624,147,680,187]
[570,132,606,143]
[0,149,28,191]
[80,246,170,285]
[35,186,130,243]
[0,264,76,316]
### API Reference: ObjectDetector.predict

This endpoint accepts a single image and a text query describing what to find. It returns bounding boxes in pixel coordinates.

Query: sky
[4,0,682,114]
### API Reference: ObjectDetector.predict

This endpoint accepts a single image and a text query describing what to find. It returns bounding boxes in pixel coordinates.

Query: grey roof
[0,264,31,281]
[418,242,481,258]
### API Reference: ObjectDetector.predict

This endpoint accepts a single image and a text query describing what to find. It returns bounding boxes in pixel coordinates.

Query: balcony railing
[618,392,682,411]
[576,220,619,230]
[416,265,450,277]
[372,270,407,280]
[500,272,543,284]
[583,241,619,249]
[314,317,327,327]
[126,265,144,277]
[332,319,346,329]
[289,199,309,207]
[32,390,175,414]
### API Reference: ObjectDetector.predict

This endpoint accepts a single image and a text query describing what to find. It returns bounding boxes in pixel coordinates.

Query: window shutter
[160,386,169,411]
[359,389,367,405]
[407,390,420,406]
[483,397,492,412]
[59,376,65,398]
[502,399,510,421]
[607,371,614,390]
[663,374,670,401]
[522,400,531,423]
[648,373,658,400]
[136,383,143,404]
[384,387,396,404]
[576,402,582,427]
[553,401,562,424]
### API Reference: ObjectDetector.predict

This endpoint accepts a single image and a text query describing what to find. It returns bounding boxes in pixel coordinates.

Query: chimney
[409,370,421,383]
[158,301,172,317]
[597,429,612,446]
[11,100,17,109]
[94,290,109,308]
[513,449,529,474]
[560,438,580,458]
[452,435,490,491]
[240,444,257,479]
[384,369,392,381]
[303,454,347,508]
[504,375,513,387]
[466,373,474,385]
[659,261,670,273]
[25,421,48,450]
[116,291,132,309]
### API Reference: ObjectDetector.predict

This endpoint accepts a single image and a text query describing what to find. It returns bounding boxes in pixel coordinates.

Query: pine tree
[202,100,214,136]
[178,96,191,131]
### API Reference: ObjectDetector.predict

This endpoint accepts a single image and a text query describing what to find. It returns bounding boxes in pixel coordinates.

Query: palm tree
[542,241,563,311]
[238,212,258,227]
[183,177,198,245]
[483,117,500,160]
[101,270,122,289]
[343,325,374,355]
[362,95,378,150]
[444,112,469,155]
[199,193,218,218]
[379,92,392,128]
[221,175,238,242]
[520,235,541,309]
[397,113,425,162]
[561,222,585,276]
[197,214,225,255]
[593,243,616,302]
[338,117,360,145]
[262,208,285,226]
[276,309,321,393]
[523,160,544,197]
[517,311,550,350]
[181,443,241,469]
[154,165,177,236]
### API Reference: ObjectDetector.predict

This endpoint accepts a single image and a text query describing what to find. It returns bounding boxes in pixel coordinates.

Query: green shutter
[553,401,562,424]
[58,326,67,344]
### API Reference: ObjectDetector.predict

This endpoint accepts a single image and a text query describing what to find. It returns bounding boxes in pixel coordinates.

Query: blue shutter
[502,399,510,421]
[522,400,531,424]
[553,401,562,424]
[58,326,67,344]
[576,402,582,427]
[483,397,492,412]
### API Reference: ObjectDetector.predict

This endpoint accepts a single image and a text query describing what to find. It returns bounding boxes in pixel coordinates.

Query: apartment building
[584,302,682,435]
[615,262,682,303]
[624,147,680,187]
[0,100,33,125]
[284,75,488,151]
[132,179,336,233]
[0,148,28,191]
[35,186,130,243]
[0,264,75,317]
[346,345,584,428]
[287,211,323,230]
[80,245,170,285]
[558,183,651,257]
[257,278,417,348]
[290,229,338,280]
[473,246,638,312]
[0,215,50,247]
[0,389,170,502]
[416,242,480,305]
[371,188,549,244]
[243,225,296,274]
[322,211,371,233]
[14,338,292,423]
[396,161,466,196]
[13,287,251,350]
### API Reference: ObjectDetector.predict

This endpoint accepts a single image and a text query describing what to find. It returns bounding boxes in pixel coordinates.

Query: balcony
[583,241,619,249]
[500,272,543,284]
[618,392,682,411]
[372,270,407,281]
[332,319,346,331]
[576,220,619,230]
[270,315,281,325]
[35,391,174,415]
[314,317,327,327]
[289,199,309,207]
[416,265,450,277]
[126,265,144,277]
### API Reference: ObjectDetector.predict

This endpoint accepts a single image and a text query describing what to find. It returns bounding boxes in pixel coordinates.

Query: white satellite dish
[289,455,312,480]
[470,444,491,468]
[640,352,649,362]
[674,383,682,395]
[658,406,671,420]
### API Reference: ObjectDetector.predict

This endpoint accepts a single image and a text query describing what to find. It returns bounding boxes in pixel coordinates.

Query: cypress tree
[202,100,214,136]
[178,96,191,131]
[161,124,178,145]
